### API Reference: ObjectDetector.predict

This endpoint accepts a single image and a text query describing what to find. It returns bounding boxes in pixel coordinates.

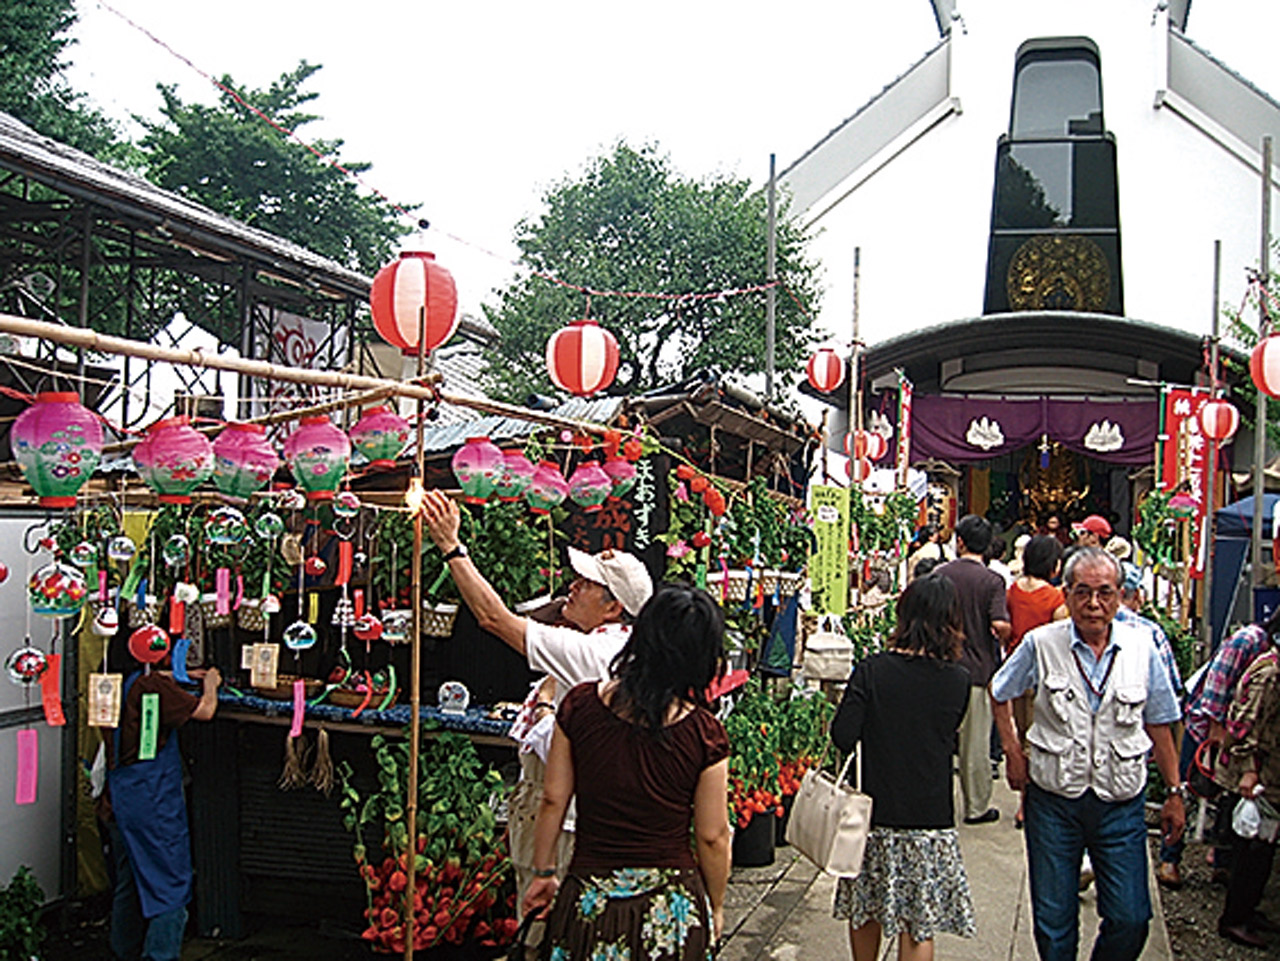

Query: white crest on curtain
[966,416,1005,450]
[1083,420,1124,453]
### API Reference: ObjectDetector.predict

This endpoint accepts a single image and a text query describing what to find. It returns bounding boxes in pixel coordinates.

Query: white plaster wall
[799,0,1280,349]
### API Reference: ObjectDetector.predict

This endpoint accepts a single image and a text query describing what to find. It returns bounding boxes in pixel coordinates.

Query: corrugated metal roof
[418,395,626,454]
[0,111,370,298]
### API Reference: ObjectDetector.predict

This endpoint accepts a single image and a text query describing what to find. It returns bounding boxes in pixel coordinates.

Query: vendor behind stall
[421,488,654,902]
[101,630,220,961]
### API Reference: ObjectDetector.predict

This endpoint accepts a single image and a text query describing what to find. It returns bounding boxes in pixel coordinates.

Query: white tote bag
[785,748,873,877]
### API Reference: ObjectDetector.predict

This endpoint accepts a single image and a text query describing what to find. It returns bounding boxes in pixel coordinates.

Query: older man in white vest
[991,547,1185,961]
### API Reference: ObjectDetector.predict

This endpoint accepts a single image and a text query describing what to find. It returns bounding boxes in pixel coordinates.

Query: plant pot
[125,595,160,628]
[776,793,795,846]
[732,810,776,868]
[706,569,749,603]
[777,571,803,598]
[422,602,459,638]
[237,599,266,632]
[200,594,232,629]
[760,569,781,595]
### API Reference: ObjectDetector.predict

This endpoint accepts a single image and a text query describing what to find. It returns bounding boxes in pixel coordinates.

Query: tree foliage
[482,142,821,400]
[0,0,123,159]
[136,61,407,274]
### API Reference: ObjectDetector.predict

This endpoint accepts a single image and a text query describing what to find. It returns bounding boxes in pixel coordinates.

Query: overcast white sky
[66,1,1280,338]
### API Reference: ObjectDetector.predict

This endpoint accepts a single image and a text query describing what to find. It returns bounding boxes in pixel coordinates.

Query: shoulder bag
[784,747,873,877]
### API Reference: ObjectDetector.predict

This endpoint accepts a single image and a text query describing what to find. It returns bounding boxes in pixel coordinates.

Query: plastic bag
[1233,796,1262,839]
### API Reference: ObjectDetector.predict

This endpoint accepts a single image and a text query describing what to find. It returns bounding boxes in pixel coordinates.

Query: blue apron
[108,671,193,919]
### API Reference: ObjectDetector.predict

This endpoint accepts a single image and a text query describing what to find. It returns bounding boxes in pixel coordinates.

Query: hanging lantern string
[94,1,821,314]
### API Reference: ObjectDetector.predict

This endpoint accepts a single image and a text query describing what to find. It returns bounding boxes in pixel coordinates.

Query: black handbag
[1187,739,1223,801]
[498,911,542,961]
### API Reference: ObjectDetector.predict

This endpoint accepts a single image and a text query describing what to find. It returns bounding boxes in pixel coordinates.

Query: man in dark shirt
[936,514,1011,824]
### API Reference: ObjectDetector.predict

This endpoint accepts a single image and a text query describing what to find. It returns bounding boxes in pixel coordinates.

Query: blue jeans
[108,821,188,961]
[1024,783,1150,961]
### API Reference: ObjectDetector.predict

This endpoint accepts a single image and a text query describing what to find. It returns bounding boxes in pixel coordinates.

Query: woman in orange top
[1004,534,1069,827]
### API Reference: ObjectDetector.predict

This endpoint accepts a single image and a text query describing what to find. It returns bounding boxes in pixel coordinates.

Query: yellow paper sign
[810,485,850,616]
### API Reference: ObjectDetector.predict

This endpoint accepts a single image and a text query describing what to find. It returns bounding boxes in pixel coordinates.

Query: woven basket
[126,596,160,628]
[777,572,803,598]
[253,674,324,701]
[328,687,397,709]
[759,570,781,595]
[200,598,232,629]
[706,570,749,603]
[237,601,266,633]
[422,603,458,638]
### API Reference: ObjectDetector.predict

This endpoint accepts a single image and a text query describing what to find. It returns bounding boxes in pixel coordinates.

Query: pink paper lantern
[349,405,411,469]
[546,319,620,397]
[132,416,214,505]
[212,422,280,501]
[10,392,104,508]
[496,449,536,502]
[451,436,505,505]
[567,461,612,512]
[807,349,845,393]
[369,250,460,356]
[1198,398,1239,442]
[282,416,351,502]
[1250,337,1280,399]
[602,455,637,498]
[525,461,569,515]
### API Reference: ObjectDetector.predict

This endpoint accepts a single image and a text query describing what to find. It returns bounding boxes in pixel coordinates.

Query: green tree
[482,142,821,399]
[0,0,122,158]
[137,61,407,274]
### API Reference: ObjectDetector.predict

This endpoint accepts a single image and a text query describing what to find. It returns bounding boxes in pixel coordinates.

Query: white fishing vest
[1025,619,1153,802]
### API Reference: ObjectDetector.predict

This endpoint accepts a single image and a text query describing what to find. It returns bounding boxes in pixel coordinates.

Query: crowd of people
[97,492,1276,961]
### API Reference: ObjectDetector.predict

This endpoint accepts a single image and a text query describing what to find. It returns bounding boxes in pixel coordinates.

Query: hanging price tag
[250,643,279,689]
[15,729,37,805]
[241,644,255,670]
[289,678,305,738]
[40,653,65,727]
[88,673,123,728]
[138,692,160,761]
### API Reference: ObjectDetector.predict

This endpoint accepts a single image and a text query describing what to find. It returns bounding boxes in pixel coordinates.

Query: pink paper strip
[15,729,37,805]
[98,569,108,603]
[289,679,305,738]
[234,574,244,611]
[215,568,231,615]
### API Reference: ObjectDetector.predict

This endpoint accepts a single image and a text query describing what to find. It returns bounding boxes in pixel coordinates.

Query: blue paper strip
[171,636,190,683]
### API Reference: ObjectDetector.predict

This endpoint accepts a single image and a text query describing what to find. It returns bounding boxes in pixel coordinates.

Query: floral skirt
[541,866,714,961]
[833,827,976,943]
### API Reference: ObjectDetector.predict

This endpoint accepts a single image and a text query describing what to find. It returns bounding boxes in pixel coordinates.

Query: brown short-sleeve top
[559,682,729,872]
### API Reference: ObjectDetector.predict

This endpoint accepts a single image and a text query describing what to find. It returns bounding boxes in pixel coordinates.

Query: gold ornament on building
[1007,234,1110,311]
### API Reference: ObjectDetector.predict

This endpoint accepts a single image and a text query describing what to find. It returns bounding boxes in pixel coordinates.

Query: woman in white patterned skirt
[831,573,977,961]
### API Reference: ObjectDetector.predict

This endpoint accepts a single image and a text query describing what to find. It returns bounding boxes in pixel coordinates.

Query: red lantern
[369,250,459,356]
[846,458,872,482]
[807,349,845,393]
[546,320,619,396]
[1251,336,1280,398]
[1198,398,1239,442]
[846,430,888,462]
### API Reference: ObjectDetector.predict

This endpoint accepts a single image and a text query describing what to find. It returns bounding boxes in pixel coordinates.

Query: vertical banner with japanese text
[896,372,913,489]
[810,484,850,616]
[1159,388,1209,579]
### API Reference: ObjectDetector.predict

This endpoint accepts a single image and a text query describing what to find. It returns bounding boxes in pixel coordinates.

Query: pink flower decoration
[675,483,689,502]
[666,540,691,559]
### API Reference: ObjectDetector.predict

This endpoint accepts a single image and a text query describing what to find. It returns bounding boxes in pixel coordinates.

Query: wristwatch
[442,544,468,562]
[532,867,556,878]
[1166,783,1187,800]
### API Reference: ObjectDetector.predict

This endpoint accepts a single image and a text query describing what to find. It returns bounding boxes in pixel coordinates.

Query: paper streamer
[15,729,37,805]
[289,678,305,737]
[349,670,373,719]
[169,599,185,636]
[335,541,353,586]
[352,589,364,619]
[138,693,159,761]
[40,653,65,727]
[234,574,244,610]
[308,592,318,624]
[215,567,231,615]
[98,569,109,603]
[171,636,190,684]
[135,577,148,612]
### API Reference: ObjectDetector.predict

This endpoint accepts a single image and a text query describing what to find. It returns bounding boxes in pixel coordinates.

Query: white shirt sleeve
[525,620,622,700]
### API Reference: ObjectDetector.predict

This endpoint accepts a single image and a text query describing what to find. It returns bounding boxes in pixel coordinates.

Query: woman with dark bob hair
[523,583,732,960]
[831,574,977,960]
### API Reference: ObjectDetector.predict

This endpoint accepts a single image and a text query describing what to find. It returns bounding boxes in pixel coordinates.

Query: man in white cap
[420,489,654,694]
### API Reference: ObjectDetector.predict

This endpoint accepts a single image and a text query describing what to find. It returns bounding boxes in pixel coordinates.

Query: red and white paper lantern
[1250,336,1280,399]
[369,250,459,356]
[1198,398,1239,442]
[846,457,872,482]
[806,349,845,393]
[846,430,888,462]
[546,319,619,397]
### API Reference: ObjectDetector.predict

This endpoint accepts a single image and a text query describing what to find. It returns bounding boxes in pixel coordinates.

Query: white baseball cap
[567,546,653,616]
